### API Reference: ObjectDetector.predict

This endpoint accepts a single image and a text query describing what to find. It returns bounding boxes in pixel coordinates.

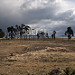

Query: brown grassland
[0,38,75,75]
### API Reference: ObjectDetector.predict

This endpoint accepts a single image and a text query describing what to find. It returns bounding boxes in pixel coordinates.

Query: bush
[48,67,75,75]
[71,70,75,75]
[49,68,63,75]
[64,67,75,75]
[64,67,71,75]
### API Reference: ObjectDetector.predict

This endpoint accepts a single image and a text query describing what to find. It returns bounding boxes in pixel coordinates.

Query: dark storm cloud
[0,0,75,36]
[20,7,57,24]
[20,0,60,24]
[56,10,75,26]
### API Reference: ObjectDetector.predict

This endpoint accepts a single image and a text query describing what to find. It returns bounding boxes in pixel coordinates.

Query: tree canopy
[0,29,5,38]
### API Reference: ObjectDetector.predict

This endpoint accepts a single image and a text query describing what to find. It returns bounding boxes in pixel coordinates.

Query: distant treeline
[0,24,74,40]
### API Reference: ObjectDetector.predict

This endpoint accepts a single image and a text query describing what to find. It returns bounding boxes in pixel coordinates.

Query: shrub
[64,67,71,75]
[71,70,75,75]
[49,68,63,75]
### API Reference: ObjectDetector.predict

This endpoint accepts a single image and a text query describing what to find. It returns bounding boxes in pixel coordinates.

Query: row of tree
[6,24,31,39]
[0,25,74,40]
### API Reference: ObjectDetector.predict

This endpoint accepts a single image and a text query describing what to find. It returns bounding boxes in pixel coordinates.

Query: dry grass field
[0,38,75,75]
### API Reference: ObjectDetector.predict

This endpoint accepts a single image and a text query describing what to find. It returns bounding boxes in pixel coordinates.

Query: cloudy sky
[0,0,75,36]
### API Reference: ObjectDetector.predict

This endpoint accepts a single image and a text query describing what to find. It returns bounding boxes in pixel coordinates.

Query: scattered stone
[10,53,14,56]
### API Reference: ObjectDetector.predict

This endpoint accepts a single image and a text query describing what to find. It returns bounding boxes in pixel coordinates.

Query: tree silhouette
[7,24,31,39]
[65,27,74,40]
[19,24,30,39]
[40,31,45,38]
[37,33,40,39]
[37,31,45,38]
[14,25,20,38]
[7,26,15,39]
[0,29,5,38]
[46,33,49,38]
[24,25,30,39]
[51,30,56,40]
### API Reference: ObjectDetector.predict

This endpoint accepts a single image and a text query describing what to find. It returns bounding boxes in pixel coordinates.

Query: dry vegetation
[0,38,75,75]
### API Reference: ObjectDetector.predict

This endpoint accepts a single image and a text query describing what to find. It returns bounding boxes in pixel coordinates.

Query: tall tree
[65,27,74,40]
[7,26,15,39]
[19,24,30,39]
[14,25,19,38]
[0,29,5,38]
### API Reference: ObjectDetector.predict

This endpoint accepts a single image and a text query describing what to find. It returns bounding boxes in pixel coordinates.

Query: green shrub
[71,70,75,75]
[64,67,71,75]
